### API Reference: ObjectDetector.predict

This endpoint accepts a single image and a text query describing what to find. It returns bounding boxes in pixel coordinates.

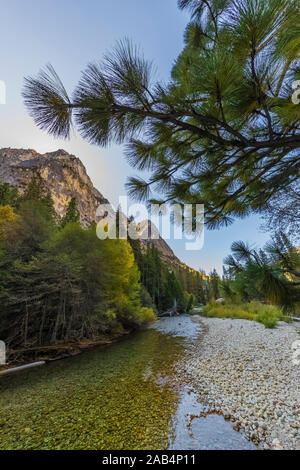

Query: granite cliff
[0,148,108,226]
[0,148,181,264]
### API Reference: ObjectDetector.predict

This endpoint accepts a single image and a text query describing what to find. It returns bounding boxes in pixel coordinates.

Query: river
[0,316,255,450]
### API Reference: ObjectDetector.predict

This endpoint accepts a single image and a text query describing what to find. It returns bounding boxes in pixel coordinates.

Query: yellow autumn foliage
[0,205,18,241]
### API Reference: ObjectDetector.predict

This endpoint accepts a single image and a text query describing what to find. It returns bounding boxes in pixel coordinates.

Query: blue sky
[0,0,270,274]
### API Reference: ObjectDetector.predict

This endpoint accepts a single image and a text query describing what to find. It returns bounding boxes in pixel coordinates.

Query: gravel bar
[186,316,300,450]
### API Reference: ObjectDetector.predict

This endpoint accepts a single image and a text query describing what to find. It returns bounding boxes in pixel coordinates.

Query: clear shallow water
[151,315,202,340]
[0,316,255,450]
[154,316,256,450]
[170,388,256,450]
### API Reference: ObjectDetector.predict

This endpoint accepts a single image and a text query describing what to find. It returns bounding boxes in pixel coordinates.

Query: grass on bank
[201,300,291,329]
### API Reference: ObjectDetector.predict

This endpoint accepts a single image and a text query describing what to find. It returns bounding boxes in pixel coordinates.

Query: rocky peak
[0,148,182,265]
[0,148,109,226]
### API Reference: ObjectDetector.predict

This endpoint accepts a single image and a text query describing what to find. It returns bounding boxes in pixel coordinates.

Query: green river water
[0,316,256,450]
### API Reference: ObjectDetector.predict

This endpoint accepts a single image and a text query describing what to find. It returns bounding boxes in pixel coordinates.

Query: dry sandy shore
[187,316,300,450]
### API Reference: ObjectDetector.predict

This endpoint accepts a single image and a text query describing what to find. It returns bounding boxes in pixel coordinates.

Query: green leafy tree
[0,221,156,349]
[23,0,299,228]
[0,188,156,349]
[0,205,18,244]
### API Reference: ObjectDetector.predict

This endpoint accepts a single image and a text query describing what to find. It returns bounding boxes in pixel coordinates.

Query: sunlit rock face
[0,148,109,226]
[0,148,182,265]
[138,220,181,265]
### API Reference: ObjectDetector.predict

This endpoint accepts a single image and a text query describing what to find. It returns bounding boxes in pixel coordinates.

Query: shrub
[137,307,157,326]
[256,309,278,328]
[202,300,289,329]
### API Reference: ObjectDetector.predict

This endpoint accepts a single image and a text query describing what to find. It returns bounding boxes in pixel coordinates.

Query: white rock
[181,317,300,450]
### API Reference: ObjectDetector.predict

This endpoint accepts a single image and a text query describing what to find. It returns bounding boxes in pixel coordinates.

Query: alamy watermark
[96,198,205,251]
[0,81,6,104]
[0,340,6,365]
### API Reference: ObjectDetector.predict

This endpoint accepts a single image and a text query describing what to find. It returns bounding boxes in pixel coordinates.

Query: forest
[0,0,299,452]
[0,179,156,351]
[0,180,218,352]
[202,233,300,328]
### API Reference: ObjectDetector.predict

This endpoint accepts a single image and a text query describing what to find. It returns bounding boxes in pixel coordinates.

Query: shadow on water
[0,316,255,450]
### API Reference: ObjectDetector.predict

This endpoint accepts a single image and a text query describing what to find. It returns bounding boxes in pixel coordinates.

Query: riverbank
[0,321,185,450]
[1,315,299,450]
[186,316,300,450]
[0,330,132,372]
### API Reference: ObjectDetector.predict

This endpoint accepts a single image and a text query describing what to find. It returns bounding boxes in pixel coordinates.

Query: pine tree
[223,233,300,310]
[23,1,300,228]
[17,177,57,224]
[0,183,19,207]
[186,294,194,313]
[209,268,221,299]
[61,197,80,228]
[14,178,57,259]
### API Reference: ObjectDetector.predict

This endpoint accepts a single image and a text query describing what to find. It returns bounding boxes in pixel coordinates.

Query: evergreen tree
[23,1,300,228]
[0,183,19,207]
[18,177,54,213]
[209,269,221,299]
[223,233,300,311]
[0,187,156,350]
[186,294,194,313]
[13,178,57,260]
[260,183,300,244]
[196,270,208,304]
[61,197,80,228]
[162,270,185,312]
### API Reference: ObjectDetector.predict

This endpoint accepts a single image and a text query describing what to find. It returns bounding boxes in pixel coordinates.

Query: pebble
[183,318,300,450]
